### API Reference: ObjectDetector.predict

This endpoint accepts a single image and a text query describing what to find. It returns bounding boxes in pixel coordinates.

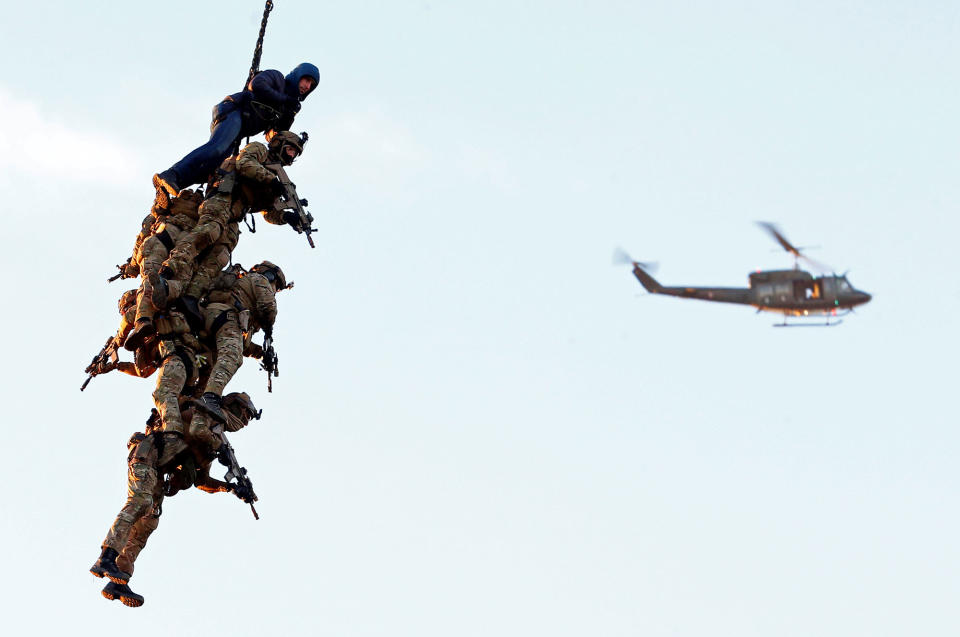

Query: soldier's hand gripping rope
[260,335,279,393]
[216,428,260,520]
[81,336,120,391]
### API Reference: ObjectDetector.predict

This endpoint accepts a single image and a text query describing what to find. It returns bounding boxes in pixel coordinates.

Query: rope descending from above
[245,0,275,89]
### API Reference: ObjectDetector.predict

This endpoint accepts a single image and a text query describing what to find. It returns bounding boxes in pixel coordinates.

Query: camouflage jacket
[206,271,278,336]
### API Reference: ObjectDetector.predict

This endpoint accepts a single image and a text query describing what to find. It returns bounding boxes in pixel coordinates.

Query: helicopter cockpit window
[838,278,852,292]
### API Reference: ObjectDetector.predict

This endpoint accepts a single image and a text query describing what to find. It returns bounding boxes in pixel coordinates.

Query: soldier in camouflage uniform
[84,291,159,386]
[92,394,260,607]
[123,190,203,351]
[192,261,286,423]
[90,409,162,607]
[145,131,305,316]
[149,308,209,466]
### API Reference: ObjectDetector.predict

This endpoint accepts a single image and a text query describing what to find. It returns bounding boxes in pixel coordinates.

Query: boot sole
[102,584,144,607]
[152,173,178,197]
[121,594,145,607]
[90,565,130,584]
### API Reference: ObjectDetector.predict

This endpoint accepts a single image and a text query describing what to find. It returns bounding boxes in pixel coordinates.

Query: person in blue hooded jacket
[153,62,319,200]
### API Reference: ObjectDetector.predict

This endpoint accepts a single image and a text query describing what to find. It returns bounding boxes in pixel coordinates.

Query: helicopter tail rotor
[612,247,658,273]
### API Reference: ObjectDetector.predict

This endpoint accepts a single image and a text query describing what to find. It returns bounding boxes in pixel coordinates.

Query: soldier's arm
[253,278,279,329]
[244,341,264,359]
[194,464,231,494]
[116,362,142,377]
[259,208,287,226]
[248,70,288,106]
[236,142,276,183]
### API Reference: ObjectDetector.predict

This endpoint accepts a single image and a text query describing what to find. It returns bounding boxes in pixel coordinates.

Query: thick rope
[245,0,274,89]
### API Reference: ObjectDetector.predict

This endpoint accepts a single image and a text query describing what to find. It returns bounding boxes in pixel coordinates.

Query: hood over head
[285,63,320,100]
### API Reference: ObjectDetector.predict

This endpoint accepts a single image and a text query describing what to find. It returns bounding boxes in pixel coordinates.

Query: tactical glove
[121,261,141,279]
[270,177,286,197]
[232,483,254,502]
[281,210,301,228]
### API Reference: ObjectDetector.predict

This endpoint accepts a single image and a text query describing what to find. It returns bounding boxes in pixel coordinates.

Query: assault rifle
[260,335,279,393]
[216,427,259,520]
[265,161,316,248]
[108,258,139,282]
[81,336,120,391]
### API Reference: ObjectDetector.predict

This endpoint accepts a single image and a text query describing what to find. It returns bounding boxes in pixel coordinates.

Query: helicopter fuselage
[632,265,872,316]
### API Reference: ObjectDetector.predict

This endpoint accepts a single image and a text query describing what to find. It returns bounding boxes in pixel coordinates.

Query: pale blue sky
[1,1,958,635]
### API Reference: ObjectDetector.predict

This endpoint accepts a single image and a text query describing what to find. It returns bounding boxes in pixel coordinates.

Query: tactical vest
[154,311,200,386]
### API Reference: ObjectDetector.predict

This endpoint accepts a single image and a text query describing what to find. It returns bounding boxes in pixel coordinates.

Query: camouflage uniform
[132,191,202,325]
[151,311,203,437]
[85,292,158,384]
[199,270,278,399]
[101,418,164,577]
[161,135,300,285]
[98,396,257,597]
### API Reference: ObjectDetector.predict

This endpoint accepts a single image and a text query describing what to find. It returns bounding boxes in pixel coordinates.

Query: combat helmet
[222,392,261,432]
[250,261,288,291]
[268,131,305,166]
[118,289,138,313]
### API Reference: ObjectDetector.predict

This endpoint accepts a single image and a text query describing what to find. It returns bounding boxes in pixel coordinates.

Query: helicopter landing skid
[773,319,843,328]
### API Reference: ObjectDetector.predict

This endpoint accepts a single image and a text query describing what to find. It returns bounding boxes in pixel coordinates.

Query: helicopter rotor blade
[612,246,634,266]
[756,221,801,258]
[756,221,834,273]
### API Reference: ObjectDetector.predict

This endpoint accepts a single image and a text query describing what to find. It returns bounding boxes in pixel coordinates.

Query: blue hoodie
[224,62,319,136]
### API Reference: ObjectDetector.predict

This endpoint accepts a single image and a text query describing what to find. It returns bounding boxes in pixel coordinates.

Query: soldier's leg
[187,223,240,300]
[152,355,190,465]
[125,228,183,350]
[94,461,157,584]
[205,315,243,397]
[153,356,187,436]
[193,311,242,423]
[116,491,163,577]
[162,196,231,281]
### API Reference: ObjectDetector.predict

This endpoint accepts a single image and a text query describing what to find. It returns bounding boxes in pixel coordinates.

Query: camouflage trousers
[175,221,240,302]
[188,409,221,451]
[135,223,188,324]
[102,458,164,576]
[163,194,234,283]
[202,303,244,396]
[152,343,198,435]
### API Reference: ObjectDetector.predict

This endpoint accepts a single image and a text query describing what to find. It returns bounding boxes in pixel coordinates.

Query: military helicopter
[618,222,871,326]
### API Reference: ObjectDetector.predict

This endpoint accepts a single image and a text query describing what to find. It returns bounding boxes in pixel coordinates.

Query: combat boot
[90,547,130,584]
[194,392,227,424]
[153,170,180,197]
[102,580,145,607]
[158,432,188,469]
[123,318,155,352]
[144,271,169,311]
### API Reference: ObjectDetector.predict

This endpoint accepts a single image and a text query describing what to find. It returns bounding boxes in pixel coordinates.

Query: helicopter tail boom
[631,262,663,293]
